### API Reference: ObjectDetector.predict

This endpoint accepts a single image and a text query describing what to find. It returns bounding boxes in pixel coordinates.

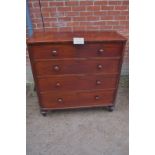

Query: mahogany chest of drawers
[27,31,126,116]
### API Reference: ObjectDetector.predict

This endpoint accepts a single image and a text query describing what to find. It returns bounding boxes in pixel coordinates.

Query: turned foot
[107,105,114,112]
[40,110,48,116]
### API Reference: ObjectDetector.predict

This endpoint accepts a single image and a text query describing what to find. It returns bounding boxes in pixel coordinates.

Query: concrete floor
[27,86,128,155]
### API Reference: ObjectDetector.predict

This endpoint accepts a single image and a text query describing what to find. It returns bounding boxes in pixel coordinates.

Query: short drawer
[37,75,118,92]
[33,59,120,76]
[40,90,114,109]
[29,42,123,59]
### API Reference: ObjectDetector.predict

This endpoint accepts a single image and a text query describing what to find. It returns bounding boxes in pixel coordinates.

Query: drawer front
[30,42,123,59]
[34,59,120,76]
[40,90,114,109]
[37,75,118,92]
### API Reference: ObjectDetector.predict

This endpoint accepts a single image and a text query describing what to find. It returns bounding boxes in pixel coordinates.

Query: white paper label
[73,38,84,44]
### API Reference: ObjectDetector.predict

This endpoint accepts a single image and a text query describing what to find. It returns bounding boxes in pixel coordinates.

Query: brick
[80,1,93,6]
[108,1,122,5]
[96,21,107,25]
[29,8,40,14]
[73,17,86,21]
[31,14,35,19]
[32,2,39,8]
[87,16,100,21]
[80,21,102,26]
[67,22,80,27]
[100,16,114,20]
[40,1,49,8]
[44,18,57,22]
[44,22,51,27]
[113,25,127,29]
[65,12,79,16]
[57,7,71,12]
[50,12,65,17]
[32,18,42,23]
[80,12,93,16]
[42,8,56,12]
[65,1,79,6]
[94,1,108,5]
[42,12,50,18]
[107,21,120,25]
[72,6,86,11]
[120,11,128,15]
[52,22,67,28]
[31,13,41,19]
[115,6,128,10]
[32,23,37,29]
[80,22,92,26]
[115,16,127,20]
[120,21,129,25]
[49,1,64,7]
[94,11,107,16]
[108,11,121,15]
[122,1,129,5]
[36,23,43,28]
[101,6,114,10]
[58,17,71,22]
[87,6,101,11]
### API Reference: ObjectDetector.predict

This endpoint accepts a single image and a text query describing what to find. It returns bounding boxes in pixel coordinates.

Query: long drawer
[29,42,123,60]
[37,74,118,92]
[40,90,114,109]
[33,59,120,76]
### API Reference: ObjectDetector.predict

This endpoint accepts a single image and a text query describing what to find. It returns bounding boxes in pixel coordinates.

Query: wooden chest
[27,31,126,116]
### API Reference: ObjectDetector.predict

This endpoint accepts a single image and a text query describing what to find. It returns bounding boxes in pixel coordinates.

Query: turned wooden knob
[96,80,101,85]
[98,49,104,54]
[51,50,57,56]
[57,98,63,103]
[97,64,103,69]
[95,96,100,100]
[53,65,60,71]
[56,82,61,87]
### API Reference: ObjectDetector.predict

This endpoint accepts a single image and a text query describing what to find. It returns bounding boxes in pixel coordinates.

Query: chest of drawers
[27,31,126,116]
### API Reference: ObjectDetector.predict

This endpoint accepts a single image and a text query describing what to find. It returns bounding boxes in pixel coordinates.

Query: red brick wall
[28,0,128,34]
[27,0,129,82]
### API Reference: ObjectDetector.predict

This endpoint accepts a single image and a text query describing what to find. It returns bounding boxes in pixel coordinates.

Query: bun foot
[107,105,114,112]
[40,110,48,116]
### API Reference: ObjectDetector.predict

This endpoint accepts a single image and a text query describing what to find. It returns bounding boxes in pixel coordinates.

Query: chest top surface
[27,31,127,44]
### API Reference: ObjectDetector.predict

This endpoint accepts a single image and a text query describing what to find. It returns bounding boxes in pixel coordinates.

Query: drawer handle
[53,65,60,71]
[95,96,100,100]
[96,80,101,85]
[52,50,57,56]
[57,98,63,103]
[56,82,61,87]
[98,49,104,54]
[97,64,103,69]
